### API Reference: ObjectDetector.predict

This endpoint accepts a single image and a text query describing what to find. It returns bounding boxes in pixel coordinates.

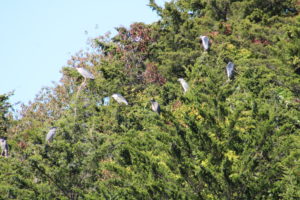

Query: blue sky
[0,0,167,109]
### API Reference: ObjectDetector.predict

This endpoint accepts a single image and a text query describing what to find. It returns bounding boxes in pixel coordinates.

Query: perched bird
[46,127,58,143]
[103,96,110,106]
[226,62,235,80]
[200,35,210,51]
[112,93,129,105]
[76,67,95,80]
[178,78,189,93]
[74,67,95,102]
[150,99,160,114]
[0,137,8,157]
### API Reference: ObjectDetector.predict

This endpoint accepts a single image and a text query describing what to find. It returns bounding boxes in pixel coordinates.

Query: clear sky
[0,0,167,109]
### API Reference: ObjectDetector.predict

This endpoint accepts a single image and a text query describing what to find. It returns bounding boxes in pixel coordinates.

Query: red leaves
[172,100,182,110]
[143,63,166,85]
[251,38,270,45]
[117,23,155,54]
[222,23,232,35]
[209,31,219,37]
[67,51,102,69]
[18,141,27,149]
[113,23,158,80]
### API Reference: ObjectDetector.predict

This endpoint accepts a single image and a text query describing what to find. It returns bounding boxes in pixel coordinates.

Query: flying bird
[226,62,235,80]
[178,78,189,93]
[112,93,128,105]
[46,127,58,143]
[0,137,8,157]
[150,99,160,114]
[200,35,210,51]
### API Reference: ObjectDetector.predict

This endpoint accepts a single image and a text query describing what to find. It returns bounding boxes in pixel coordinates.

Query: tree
[0,0,299,199]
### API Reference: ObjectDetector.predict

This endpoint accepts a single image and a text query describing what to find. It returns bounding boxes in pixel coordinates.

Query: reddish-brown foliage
[223,23,232,35]
[143,63,166,85]
[209,31,219,37]
[115,23,156,72]
[18,141,27,149]
[172,100,182,110]
[251,38,271,45]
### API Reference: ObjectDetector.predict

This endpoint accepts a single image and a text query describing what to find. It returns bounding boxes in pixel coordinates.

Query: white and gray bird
[76,67,95,79]
[112,93,128,105]
[74,67,95,102]
[46,127,58,143]
[226,62,235,80]
[150,99,160,114]
[0,137,8,157]
[178,78,189,93]
[200,35,210,51]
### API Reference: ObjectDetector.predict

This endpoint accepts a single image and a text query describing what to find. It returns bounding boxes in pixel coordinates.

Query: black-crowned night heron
[0,137,8,157]
[200,35,210,51]
[76,67,95,80]
[74,67,95,101]
[45,127,57,143]
[150,99,160,114]
[178,78,189,93]
[226,62,234,80]
[112,93,128,105]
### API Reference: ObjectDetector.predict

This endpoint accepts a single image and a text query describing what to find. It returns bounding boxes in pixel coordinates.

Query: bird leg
[75,78,87,101]
[74,78,87,116]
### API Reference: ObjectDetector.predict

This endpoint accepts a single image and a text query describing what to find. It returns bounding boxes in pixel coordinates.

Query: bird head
[178,78,184,83]
[223,58,231,63]
[50,127,58,131]
[0,137,6,143]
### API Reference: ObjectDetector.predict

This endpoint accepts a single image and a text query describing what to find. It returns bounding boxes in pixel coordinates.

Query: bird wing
[151,101,158,111]
[77,68,95,79]
[154,102,160,113]
[226,62,234,78]
[46,129,56,141]
[0,140,6,150]
[182,81,189,92]
[113,94,128,105]
[121,97,129,105]
[202,36,209,50]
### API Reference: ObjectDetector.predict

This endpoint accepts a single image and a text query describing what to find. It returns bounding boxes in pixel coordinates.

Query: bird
[45,127,58,143]
[150,99,160,114]
[103,96,110,106]
[111,93,128,105]
[0,137,8,157]
[200,35,210,51]
[76,67,95,80]
[178,78,189,93]
[74,67,95,103]
[226,62,235,80]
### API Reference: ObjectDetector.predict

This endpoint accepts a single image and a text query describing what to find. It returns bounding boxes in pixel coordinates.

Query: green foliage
[0,0,299,199]
[0,94,12,135]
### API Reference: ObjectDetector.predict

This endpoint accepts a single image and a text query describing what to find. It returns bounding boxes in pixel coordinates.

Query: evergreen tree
[0,0,299,199]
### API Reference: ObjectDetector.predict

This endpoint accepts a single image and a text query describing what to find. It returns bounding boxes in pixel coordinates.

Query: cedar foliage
[0,0,300,199]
